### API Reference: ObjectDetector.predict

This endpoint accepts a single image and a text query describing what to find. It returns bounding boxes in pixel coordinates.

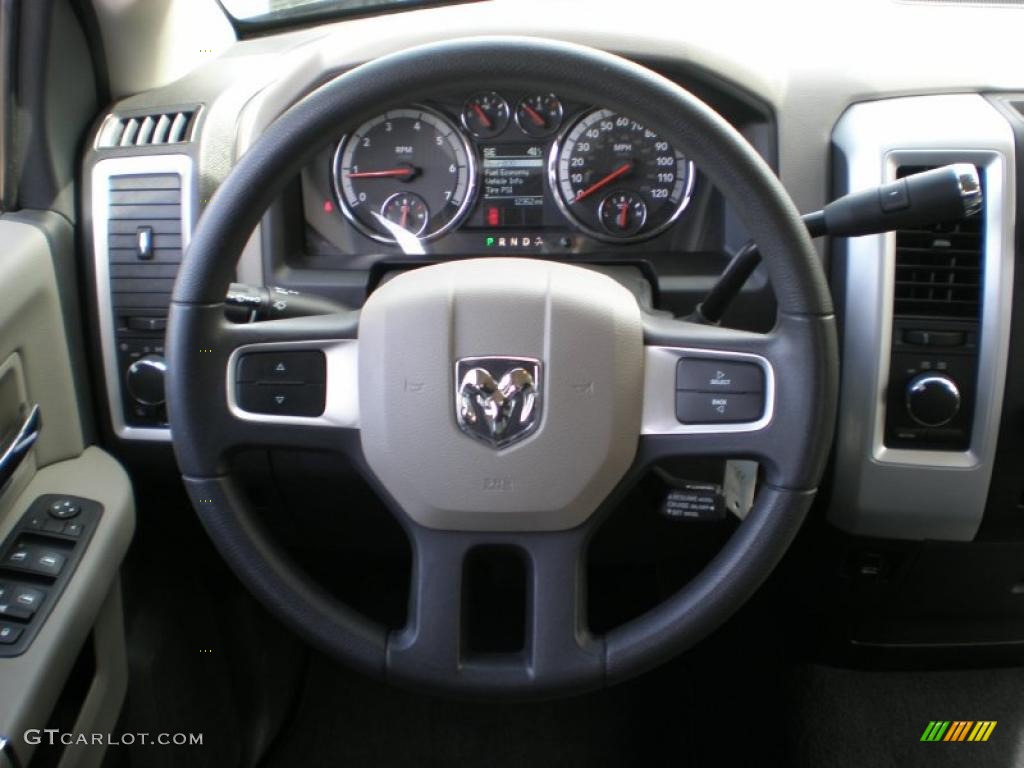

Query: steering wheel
[166,37,837,698]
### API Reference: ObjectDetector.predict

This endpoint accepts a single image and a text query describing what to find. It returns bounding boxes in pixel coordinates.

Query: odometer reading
[551,109,694,241]
[334,107,476,243]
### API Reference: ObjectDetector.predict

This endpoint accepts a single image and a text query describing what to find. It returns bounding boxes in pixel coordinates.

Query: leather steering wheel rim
[167,36,838,698]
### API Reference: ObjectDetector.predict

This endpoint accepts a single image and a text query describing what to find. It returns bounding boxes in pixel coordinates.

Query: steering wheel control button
[675,391,764,424]
[236,350,326,384]
[48,499,81,519]
[236,382,326,417]
[676,359,764,394]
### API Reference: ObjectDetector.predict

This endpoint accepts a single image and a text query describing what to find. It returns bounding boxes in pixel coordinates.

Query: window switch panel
[0,495,102,657]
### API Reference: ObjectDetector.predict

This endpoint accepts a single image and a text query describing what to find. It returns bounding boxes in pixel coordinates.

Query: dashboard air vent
[97,110,196,149]
[892,165,983,319]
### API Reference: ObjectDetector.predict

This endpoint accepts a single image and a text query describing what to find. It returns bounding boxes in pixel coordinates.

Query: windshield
[219,0,467,24]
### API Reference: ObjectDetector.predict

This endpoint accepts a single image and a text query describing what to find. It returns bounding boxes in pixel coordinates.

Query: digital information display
[478,143,546,227]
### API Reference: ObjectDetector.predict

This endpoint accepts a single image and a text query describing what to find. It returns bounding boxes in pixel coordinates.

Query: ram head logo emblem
[455,357,542,448]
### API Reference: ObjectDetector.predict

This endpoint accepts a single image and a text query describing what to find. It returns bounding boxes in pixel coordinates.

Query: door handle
[0,403,40,492]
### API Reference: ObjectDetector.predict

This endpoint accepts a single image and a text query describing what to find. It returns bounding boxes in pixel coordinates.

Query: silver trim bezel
[92,154,195,442]
[830,94,1017,541]
[641,346,775,435]
[226,340,359,428]
[872,147,1009,471]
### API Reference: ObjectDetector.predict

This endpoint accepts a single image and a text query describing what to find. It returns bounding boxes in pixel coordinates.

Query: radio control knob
[906,372,960,427]
[126,355,167,406]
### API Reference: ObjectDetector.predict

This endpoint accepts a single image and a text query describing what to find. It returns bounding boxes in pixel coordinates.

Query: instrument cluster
[324,90,697,252]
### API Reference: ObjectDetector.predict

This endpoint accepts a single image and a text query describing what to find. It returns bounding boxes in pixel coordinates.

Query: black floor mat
[790,664,1024,768]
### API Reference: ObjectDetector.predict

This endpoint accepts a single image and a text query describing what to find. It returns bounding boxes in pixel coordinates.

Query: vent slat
[152,114,172,144]
[119,119,140,147]
[892,165,983,319]
[99,110,196,148]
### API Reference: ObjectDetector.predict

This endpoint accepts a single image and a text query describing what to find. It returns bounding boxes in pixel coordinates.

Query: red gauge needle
[345,166,417,180]
[521,103,546,127]
[399,203,410,230]
[471,103,493,129]
[617,202,629,230]
[573,162,633,203]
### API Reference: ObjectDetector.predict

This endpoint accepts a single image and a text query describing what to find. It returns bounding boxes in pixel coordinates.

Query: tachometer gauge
[550,108,695,242]
[333,107,476,244]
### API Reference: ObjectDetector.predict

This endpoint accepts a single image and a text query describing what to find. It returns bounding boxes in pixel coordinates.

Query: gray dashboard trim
[91,154,194,442]
[830,94,1017,541]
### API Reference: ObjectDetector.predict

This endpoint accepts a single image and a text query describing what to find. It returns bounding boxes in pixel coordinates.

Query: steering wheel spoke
[387,527,603,695]
[167,302,361,476]
[639,312,837,490]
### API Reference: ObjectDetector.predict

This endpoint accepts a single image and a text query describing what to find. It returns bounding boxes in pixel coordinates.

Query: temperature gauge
[515,93,563,138]
[381,192,429,236]
[599,191,647,237]
[462,92,510,138]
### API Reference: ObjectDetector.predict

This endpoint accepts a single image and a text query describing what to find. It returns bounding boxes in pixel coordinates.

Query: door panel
[0,217,135,768]
[0,219,84,467]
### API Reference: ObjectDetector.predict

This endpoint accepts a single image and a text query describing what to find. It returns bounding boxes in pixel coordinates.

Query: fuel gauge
[515,93,563,138]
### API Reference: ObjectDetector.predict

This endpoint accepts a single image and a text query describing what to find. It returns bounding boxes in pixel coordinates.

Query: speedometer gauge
[550,108,695,242]
[333,107,476,244]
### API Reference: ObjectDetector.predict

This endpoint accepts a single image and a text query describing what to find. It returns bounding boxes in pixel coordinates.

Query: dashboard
[76,0,1024,664]
[297,76,771,273]
[82,0,1023,549]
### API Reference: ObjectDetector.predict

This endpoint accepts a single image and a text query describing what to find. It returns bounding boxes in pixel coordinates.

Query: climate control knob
[906,372,960,427]
[126,355,167,406]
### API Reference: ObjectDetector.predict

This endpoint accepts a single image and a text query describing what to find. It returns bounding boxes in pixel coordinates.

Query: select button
[677,359,764,394]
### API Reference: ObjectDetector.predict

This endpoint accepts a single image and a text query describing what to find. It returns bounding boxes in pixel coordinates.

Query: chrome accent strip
[830,94,1016,541]
[0,404,40,492]
[226,340,359,428]
[92,154,194,442]
[641,346,775,435]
